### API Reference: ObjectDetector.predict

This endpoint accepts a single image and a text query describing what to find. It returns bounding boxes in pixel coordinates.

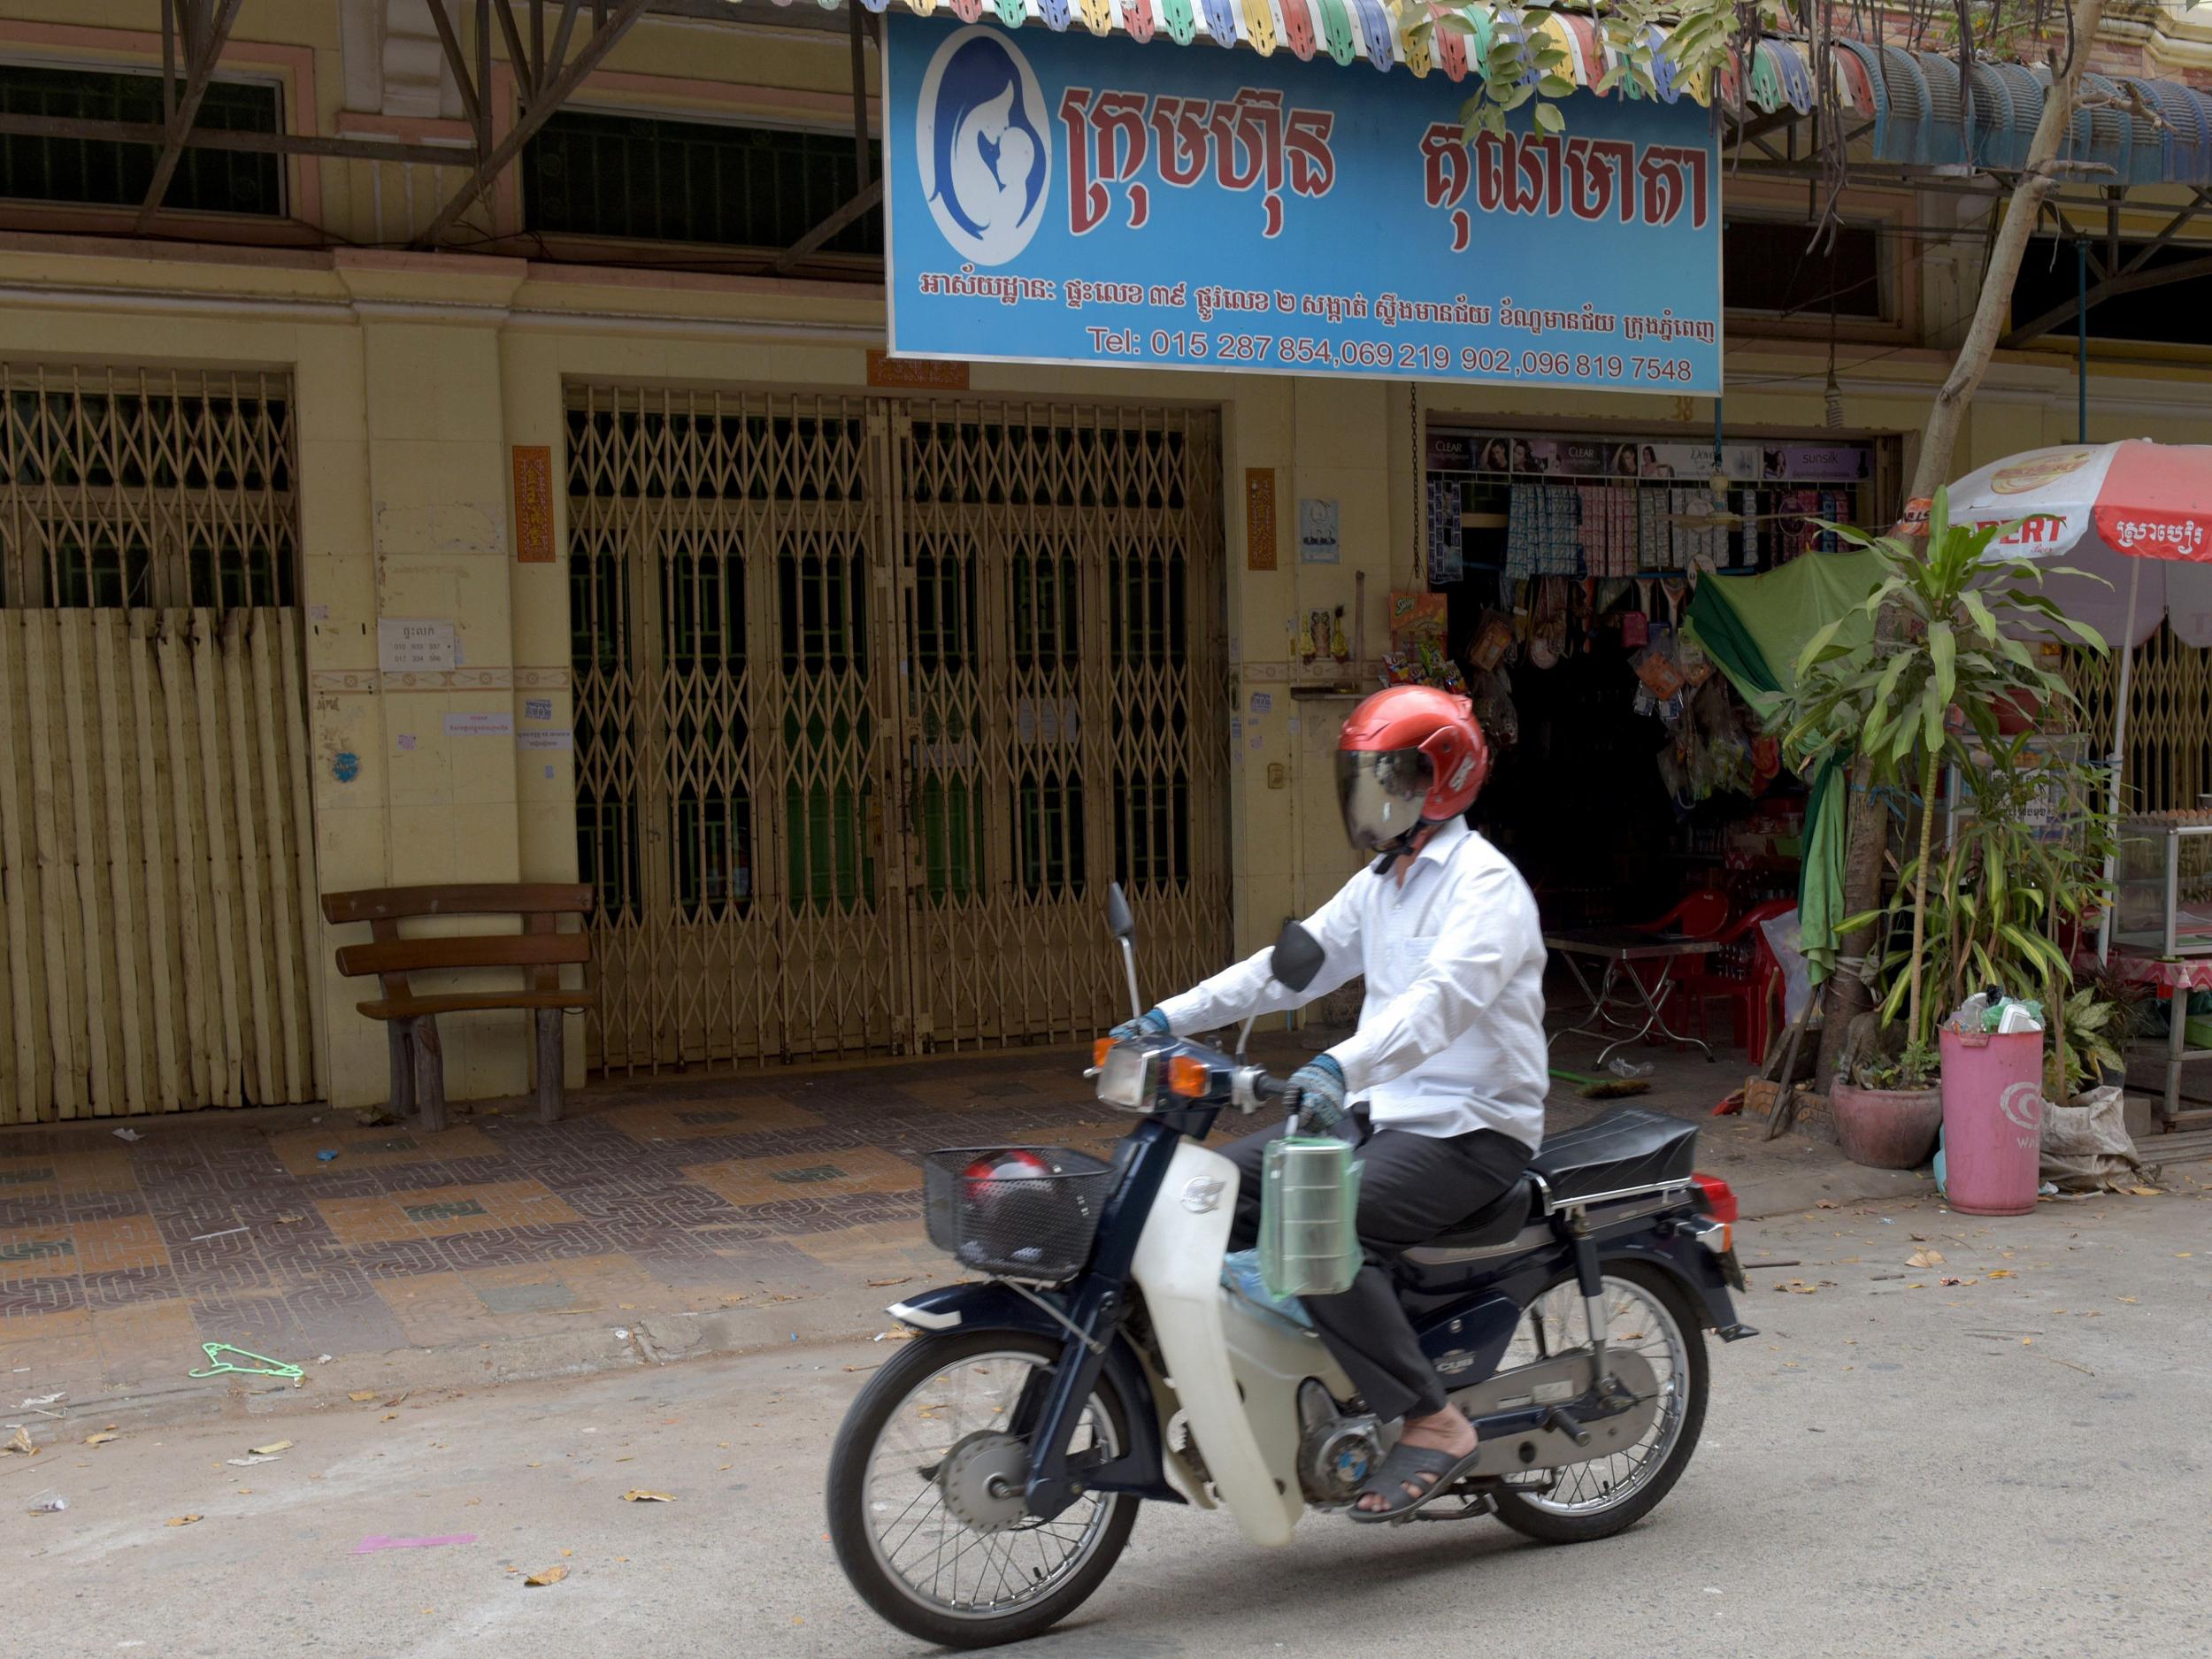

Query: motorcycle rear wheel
[826,1329,1140,1649]
[1486,1262,1709,1545]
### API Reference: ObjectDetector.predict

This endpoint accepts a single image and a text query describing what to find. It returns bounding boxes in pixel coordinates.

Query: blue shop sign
[883,15,1721,393]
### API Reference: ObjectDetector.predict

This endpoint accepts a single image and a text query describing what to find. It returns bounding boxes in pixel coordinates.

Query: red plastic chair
[1633,888,1731,940]
[1672,898,1795,1059]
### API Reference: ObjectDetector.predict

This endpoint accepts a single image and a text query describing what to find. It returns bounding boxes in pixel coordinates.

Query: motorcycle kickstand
[1409,1489,1499,1523]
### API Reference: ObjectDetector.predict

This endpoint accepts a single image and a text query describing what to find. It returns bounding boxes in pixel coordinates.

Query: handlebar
[1252,1073,1288,1102]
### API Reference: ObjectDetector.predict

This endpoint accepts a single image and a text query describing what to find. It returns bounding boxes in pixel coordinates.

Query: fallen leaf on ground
[1940,1277,1978,1287]
[84,1432,117,1447]
[381,1413,398,1421]
[168,1515,202,1527]
[1986,1270,2016,1279]
[1816,1200,1838,1210]
[249,1441,292,1455]
[4,1427,34,1455]
[2118,1295,2139,1304]
[622,1490,675,1502]
[524,1566,567,1587]
[348,1391,378,1402]
[1773,1279,1820,1294]
[1907,1249,1945,1269]
[2129,1187,2162,1197]
[866,1276,912,1288]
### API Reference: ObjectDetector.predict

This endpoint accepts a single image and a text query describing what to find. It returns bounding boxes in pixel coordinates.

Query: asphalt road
[11,1185,2210,1659]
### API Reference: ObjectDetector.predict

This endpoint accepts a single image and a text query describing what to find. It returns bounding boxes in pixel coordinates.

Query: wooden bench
[321,884,595,1131]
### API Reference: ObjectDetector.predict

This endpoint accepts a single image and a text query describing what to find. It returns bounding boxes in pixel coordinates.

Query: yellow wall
[2,4,2209,1102]
[6,233,2208,1102]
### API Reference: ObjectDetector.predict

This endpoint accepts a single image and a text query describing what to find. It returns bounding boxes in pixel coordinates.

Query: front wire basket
[923,1147,1114,1281]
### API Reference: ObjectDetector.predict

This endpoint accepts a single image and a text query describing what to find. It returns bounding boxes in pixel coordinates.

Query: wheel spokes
[861,1351,1118,1617]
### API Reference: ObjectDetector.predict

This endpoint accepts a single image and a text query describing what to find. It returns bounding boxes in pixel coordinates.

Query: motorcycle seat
[1532,1107,1700,1207]
[1423,1176,1540,1249]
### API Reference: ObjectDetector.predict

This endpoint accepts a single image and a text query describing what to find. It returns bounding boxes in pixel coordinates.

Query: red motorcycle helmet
[1335,685,1490,855]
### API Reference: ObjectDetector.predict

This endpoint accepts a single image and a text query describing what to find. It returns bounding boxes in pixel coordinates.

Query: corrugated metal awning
[745,1,2212,183]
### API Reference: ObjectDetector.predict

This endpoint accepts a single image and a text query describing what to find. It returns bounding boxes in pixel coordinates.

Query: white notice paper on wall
[518,730,573,751]
[378,618,457,673]
[445,711,515,738]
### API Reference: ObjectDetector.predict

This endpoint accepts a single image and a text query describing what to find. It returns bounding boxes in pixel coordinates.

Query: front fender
[887,1284,1177,1502]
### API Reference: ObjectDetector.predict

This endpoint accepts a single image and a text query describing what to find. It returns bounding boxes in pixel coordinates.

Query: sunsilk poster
[882,14,1722,393]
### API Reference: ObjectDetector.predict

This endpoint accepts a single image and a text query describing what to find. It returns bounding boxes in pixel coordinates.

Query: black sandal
[1346,1439,1483,1524]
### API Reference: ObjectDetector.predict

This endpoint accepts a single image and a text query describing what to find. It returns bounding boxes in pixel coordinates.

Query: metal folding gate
[566,387,1229,1071]
[0,365,319,1123]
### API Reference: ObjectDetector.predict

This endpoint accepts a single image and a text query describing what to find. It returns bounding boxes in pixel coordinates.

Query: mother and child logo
[916,26,1053,266]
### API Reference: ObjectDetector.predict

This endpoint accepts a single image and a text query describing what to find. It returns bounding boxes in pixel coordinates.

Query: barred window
[0,64,281,216]
[0,369,296,611]
[524,110,880,256]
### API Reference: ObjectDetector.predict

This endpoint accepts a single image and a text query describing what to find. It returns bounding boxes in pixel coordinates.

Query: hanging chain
[1409,383,1425,588]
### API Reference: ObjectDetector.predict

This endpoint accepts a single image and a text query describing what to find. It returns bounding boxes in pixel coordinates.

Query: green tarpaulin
[1684,549,1882,988]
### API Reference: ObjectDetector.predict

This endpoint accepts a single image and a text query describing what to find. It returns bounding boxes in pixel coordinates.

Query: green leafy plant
[1778,487,2108,1065]
[2047,964,2154,1100]
[1388,0,1785,142]
[1848,735,2113,1076]
[1856,1038,1940,1092]
[2047,986,2127,1100]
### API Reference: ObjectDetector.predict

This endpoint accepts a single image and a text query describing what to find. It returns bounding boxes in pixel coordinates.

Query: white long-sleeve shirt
[1158,818,1548,1150]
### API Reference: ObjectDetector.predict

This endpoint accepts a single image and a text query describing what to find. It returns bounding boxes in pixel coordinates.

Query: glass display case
[2113,812,2212,957]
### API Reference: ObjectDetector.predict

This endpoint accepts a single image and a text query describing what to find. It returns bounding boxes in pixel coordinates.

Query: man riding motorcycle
[1111,684,1547,1521]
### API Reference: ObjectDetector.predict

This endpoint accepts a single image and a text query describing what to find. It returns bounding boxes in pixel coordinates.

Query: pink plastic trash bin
[1938,1028,2044,1217]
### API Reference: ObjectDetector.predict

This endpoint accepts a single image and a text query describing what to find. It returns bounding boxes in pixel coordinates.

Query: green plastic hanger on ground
[1683,549,1883,990]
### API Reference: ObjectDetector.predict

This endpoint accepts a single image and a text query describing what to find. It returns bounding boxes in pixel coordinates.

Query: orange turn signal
[1094,1038,1114,1068]
[1168,1056,1210,1098]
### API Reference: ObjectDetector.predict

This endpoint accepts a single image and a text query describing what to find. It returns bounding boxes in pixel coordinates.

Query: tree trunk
[1815,0,2107,1086]
[1906,743,1943,1049]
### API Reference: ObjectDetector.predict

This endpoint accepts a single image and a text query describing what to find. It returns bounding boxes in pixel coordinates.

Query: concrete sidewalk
[1,1033,1939,1430]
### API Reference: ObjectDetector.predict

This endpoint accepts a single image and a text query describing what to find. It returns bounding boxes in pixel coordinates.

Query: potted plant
[1841,735,2113,1169]
[1777,488,2108,1170]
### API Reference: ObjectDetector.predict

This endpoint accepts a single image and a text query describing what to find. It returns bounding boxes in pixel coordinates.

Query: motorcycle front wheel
[826,1329,1141,1649]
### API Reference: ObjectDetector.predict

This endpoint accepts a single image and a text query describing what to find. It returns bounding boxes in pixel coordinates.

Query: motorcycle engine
[1295,1379,1380,1505]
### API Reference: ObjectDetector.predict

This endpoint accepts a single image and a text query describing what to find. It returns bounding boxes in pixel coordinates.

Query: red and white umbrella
[1945,441,2212,960]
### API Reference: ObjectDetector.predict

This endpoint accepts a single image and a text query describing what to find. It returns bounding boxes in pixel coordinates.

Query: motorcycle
[827,885,1756,1649]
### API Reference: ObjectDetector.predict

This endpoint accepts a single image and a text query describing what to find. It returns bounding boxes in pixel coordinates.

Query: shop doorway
[566,387,1230,1072]
[0,365,320,1125]
[1421,425,1899,938]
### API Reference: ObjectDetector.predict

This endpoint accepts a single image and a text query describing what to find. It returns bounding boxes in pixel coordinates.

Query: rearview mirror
[1105,882,1135,943]
[1270,922,1325,994]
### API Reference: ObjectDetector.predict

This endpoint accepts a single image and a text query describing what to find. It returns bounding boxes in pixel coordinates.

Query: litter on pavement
[189,1344,304,1381]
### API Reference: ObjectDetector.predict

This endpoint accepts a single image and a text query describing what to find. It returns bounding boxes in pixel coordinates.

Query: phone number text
[1084,327,1697,382]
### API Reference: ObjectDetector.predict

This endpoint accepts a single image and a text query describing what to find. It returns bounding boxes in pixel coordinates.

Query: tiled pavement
[0,1042,1231,1408]
[0,1031,1898,1415]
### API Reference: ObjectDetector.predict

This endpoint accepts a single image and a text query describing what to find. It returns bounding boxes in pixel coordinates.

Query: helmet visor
[1335,749,1432,853]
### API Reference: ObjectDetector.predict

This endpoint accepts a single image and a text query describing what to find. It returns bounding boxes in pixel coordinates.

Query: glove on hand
[1110,1008,1171,1042]
[1286,1055,1348,1136]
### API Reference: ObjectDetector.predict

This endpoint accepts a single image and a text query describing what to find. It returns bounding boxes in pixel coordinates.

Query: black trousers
[1222,1121,1531,1423]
